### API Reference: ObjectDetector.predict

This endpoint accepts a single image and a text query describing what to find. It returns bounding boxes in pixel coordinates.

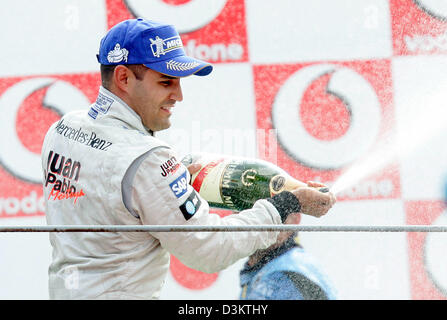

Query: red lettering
[48,187,85,204]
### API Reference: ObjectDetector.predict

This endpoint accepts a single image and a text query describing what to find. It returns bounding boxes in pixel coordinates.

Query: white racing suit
[41,86,282,299]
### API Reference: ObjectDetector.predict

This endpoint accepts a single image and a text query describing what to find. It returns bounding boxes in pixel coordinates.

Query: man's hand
[292,182,336,218]
[187,163,202,177]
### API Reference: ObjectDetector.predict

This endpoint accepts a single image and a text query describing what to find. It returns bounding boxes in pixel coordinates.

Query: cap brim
[144,55,213,78]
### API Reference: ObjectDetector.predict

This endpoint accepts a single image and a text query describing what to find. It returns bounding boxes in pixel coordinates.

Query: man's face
[127,66,183,132]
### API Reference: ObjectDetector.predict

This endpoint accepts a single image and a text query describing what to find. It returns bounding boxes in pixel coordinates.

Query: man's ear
[113,65,131,93]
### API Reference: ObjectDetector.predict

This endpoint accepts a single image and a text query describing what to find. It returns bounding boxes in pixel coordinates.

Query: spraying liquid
[331,85,447,195]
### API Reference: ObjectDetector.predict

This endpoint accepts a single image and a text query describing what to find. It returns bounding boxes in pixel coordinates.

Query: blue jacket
[239,236,337,300]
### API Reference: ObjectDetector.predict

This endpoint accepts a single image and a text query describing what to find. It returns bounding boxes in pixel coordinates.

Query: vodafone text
[405,31,447,53]
[0,191,45,216]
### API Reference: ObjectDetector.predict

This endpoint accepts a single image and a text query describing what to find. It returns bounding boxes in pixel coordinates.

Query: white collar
[88,86,153,136]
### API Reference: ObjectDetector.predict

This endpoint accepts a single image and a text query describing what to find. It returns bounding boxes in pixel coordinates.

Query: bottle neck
[284,175,307,190]
[270,173,307,196]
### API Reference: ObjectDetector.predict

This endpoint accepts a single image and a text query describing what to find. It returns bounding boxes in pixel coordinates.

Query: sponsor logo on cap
[107,43,129,63]
[166,60,200,72]
[150,35,183,58]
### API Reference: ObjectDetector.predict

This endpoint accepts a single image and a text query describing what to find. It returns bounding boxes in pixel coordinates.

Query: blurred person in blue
[240,212,337,300]
[41,17,336,300]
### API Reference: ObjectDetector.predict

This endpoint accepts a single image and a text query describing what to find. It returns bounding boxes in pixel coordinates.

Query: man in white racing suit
[41,18,336,299]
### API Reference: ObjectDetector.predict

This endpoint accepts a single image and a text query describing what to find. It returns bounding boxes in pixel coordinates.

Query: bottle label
[220,160,272,210]
[191,159,226,205]
[220,161,242,209]
[188,155,304,211]
[270,174,286,195]
[241,169,258,187]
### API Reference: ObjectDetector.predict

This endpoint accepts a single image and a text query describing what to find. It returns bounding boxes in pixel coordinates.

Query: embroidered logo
[48,186,85,205]
[179,190,201,220]
[169,170,188,198]
[54,119,113,151]
[93,92,114,114]
[89,92,114,119]
[44,150,85,204]
[160,156,181,177]
[149,35,183,58]
[166,60,200,72]
[107,43,129,63]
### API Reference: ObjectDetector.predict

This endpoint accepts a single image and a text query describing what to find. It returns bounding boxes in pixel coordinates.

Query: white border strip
[1,225,447,232]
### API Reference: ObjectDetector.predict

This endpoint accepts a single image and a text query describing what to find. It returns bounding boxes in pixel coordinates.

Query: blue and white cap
[97,18,213,77]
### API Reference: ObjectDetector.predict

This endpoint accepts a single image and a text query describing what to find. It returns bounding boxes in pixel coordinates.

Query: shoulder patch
[179,190,201,220]
[160,155,181,177]
[169,170,188,198]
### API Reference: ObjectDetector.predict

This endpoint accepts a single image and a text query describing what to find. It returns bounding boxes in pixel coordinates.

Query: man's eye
[160,81,171,86]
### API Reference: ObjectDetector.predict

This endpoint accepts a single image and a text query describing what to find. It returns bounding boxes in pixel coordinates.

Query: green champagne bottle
[182,153,313,212]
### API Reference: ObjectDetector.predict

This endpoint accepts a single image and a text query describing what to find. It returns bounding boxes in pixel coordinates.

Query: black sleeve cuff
[266,191,301,223]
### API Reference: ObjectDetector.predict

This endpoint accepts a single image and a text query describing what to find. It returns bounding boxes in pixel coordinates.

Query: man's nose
[171,80,183,102]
